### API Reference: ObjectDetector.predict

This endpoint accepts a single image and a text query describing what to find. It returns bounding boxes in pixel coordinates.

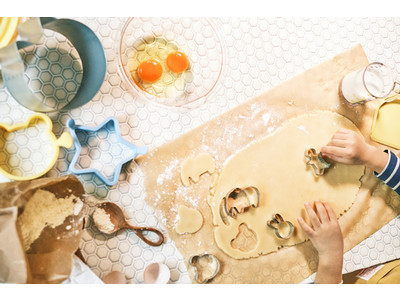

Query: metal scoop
[97,202,164,247]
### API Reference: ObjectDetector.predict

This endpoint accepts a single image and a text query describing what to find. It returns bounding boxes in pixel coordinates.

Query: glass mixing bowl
[118,18,224,108]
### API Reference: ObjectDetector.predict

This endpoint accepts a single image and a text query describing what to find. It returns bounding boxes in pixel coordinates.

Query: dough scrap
[208,111,365,259]
[175,205,204,234]
[181,153,215,186]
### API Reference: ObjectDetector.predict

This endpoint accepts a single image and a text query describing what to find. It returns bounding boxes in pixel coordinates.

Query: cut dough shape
[175,205,204,234]
[231,223,257,252]
[208,111,365,259]
[181,153,215,186]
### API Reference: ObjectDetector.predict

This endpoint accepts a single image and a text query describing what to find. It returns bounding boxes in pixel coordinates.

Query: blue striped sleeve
[374,150,400,195]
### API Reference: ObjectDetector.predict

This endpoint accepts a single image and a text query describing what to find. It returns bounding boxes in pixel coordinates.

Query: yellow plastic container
[0,17,20,48]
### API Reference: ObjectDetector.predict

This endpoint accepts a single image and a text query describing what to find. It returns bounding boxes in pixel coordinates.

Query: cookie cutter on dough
[66,117,147,186]
[0,113,73,181]
[304,148,331,176]
[267,213,294,240]
[223,186,260,218]
[0,17,106,112]
[189,254,220,284]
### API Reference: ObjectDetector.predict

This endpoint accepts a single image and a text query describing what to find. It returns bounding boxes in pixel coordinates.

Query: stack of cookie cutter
[189,254,220,284]
[267,213,295,240]
[0,113,73,181]
[0,17,106,112]
[67,117,148,186]
[304,148,331,176]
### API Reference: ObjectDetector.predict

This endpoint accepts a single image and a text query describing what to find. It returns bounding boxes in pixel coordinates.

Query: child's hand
[320,128,371,165]
[298,200,343,284]
[298,201,343,257]
[320,128,387,173]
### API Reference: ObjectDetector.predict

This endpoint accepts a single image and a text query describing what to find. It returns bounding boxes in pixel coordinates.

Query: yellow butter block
[371,96,400,149]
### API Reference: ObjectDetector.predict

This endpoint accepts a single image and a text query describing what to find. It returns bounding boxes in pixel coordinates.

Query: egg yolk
[137,59,163,82]
[166,51,189,73]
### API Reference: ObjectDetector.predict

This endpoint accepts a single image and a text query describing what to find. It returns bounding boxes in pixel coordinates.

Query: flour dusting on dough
[157,159,179,186]
[208,111,365,259]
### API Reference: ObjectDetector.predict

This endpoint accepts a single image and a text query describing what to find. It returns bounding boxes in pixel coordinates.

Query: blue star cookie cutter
[66,117,147,186]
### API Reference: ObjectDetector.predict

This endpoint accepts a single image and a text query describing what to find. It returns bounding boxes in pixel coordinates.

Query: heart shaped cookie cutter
[0,113,73,181]
[304,148,331,176]
[267,213,294,240]
[223,186,260,218]
[189,254,220,284]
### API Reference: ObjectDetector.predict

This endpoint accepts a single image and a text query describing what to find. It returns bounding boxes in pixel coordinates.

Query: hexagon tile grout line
[66,117,148,186]
[342,216,400,274]
[3,17,400,284]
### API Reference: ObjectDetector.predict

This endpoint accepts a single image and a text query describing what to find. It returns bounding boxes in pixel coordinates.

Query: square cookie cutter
[0,113,73,181]
[67,117,147,186]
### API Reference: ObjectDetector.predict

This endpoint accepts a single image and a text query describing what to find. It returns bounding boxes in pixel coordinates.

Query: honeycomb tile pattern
[303,215,400,283]
[0,118,54,177]
[343,216,400,274]
[72,120,138,181]
[20,29,83,110]
[1,18,400,283]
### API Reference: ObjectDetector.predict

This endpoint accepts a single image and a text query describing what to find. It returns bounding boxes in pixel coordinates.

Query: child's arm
[298,200,343,284]
[321,128,400,195]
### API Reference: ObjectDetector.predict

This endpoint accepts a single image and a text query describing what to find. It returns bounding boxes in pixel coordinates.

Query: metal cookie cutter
[67,117,147,186]
[267,213,295,240]
[189,254,220,284]
[304,148,331,176]
[0,113,73,181]
[223,186,260,218]
[0,17,106,112]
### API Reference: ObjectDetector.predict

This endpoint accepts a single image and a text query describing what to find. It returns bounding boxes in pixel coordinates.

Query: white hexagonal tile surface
[2,17,400,284]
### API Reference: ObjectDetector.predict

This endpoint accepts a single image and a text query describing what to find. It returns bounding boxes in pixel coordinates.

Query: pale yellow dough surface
[181,153,215,186]
[208,111,365,259]
[175,205,204,234]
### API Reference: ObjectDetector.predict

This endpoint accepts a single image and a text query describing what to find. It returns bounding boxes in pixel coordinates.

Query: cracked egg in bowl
[118,17,225,108]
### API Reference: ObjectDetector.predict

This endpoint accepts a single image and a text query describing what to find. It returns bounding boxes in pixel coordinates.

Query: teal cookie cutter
[67,117,147,186]
[0,17,106,112]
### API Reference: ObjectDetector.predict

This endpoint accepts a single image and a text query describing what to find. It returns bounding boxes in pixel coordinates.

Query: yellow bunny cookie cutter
[0,113,73,181]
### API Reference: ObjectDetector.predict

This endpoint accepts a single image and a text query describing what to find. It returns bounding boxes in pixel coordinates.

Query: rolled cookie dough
[175,205,204,234]
[208,111,365,259]
[181,153,215,186]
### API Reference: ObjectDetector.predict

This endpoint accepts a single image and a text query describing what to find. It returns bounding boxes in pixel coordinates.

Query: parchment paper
[137,45,400,283]
[0,174,86,284]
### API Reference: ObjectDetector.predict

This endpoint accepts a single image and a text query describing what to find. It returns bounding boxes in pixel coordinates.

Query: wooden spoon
[98,202,164,247]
